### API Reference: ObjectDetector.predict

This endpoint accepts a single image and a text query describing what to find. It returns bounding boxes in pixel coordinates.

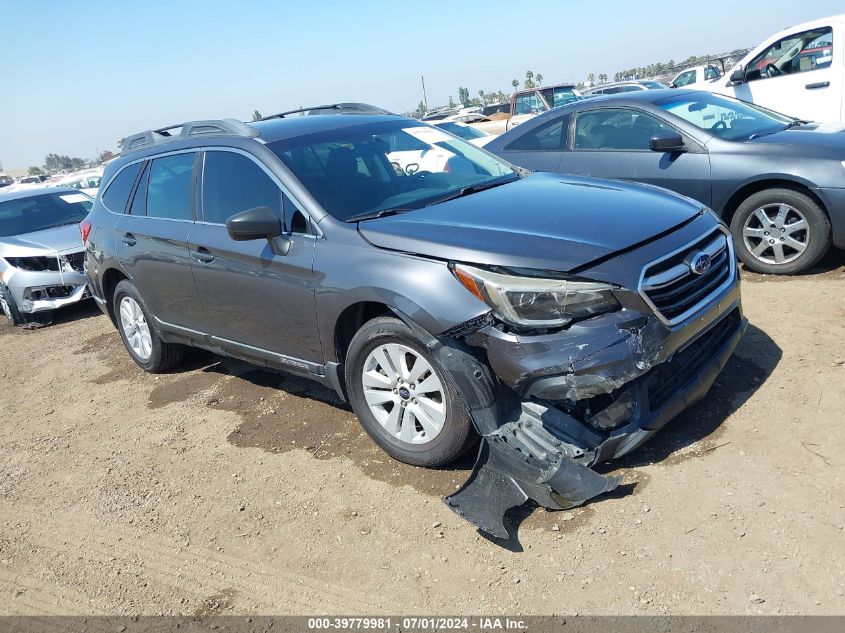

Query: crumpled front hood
[0,223,84,257]
[358,173,702,272]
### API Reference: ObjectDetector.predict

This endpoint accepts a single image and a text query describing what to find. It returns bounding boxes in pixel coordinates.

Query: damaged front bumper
[432,277,745,538]
[4,268,89,314]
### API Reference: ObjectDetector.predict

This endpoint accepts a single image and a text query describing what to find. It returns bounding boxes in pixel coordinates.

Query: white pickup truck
[710,14,842,122]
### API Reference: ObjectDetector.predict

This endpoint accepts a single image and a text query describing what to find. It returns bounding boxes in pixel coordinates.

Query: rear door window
[146,153,196,221]
[201,151,282,225]
[129,163,150,216]
[102,162,143,212]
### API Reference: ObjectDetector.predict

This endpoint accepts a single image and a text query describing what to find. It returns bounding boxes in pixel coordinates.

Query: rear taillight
[80,219,92,244]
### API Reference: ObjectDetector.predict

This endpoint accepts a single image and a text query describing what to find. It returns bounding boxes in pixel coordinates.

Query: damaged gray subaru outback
[82,108,745,537]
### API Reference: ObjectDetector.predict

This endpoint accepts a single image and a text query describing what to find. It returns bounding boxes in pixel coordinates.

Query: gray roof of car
[0,187,82,203]
[577,87,698,103]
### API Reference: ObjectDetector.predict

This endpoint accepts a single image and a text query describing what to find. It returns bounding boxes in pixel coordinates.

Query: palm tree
[587,73,596,86]
[536,73,543,86]
[511,78,519,91]
[599,73,607,84]
[524,70,535,88]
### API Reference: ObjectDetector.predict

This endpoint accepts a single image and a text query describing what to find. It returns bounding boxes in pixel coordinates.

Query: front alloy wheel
[345,316,477,467]
[361,342,447,445]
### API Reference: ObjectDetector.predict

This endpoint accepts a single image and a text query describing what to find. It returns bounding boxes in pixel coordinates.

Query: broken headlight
[4,256,58,272]
[451,263,620,329]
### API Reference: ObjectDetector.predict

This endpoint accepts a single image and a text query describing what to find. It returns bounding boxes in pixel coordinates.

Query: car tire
[730,188,831,275]
[0,281,25,326]
[345,316,477,467]
[112,280,184,373]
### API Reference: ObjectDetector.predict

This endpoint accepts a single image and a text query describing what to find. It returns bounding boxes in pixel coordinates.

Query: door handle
[191,247,215,264]
[805,81,830,90]
[121,233,136,246]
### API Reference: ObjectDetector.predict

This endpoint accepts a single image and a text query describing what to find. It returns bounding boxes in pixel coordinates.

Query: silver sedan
[0,187,92,327]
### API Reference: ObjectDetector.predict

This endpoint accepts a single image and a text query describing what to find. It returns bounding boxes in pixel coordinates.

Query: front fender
[314,241,490,363]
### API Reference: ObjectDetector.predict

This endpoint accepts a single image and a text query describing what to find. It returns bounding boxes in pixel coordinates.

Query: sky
[1,0,842,169]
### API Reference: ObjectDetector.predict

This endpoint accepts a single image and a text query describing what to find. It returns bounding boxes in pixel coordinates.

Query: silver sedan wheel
[742,203,809,265]
[0,294,11,321]
[361,343,447,445]
[119,296,153,361]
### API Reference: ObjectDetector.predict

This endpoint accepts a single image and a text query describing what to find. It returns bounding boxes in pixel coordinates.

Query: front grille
[63,251,85,272]
[640,228,734,325]
[646,308,741,410]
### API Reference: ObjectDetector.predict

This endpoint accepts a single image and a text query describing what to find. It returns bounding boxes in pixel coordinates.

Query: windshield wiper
[783,119,811,129]
[748,119,811,141]
[345,208,409,223]
[425,175,518,207]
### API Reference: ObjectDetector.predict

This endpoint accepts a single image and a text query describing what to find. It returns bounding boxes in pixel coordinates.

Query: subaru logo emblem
[689,252,711,275]
[398,387,411,400]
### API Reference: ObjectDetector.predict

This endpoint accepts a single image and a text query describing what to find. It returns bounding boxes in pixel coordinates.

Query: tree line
[609,49,751,83]
[25,150,116,176]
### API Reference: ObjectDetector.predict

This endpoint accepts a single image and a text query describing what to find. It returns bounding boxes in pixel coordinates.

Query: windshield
[656,92,793,141]
[0,192,92,237]
[268,120,515,221]
[435,121,487,140]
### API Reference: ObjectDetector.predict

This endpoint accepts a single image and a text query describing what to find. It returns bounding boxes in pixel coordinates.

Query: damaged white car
[0,188,92,327]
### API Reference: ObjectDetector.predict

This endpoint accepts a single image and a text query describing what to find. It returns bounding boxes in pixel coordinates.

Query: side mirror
[729,67,744,85]
[669,82,678,89]
[226,206,282,241]
[649,131,686,153]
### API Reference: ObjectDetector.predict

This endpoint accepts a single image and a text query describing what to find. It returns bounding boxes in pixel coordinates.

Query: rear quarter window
[102,162,143,212]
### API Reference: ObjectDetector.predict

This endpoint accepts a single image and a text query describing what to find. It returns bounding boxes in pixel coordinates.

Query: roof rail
[259,102,393,120]
[119,118,259,154]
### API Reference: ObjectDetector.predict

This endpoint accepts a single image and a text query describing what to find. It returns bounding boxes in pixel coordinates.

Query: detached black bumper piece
[445,406,618,539]
[444,308,746,540]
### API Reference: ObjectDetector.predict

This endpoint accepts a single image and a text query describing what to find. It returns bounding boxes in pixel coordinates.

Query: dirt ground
[1,253,844,616]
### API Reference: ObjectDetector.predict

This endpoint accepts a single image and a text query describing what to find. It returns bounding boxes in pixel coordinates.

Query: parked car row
[0,168,104,197]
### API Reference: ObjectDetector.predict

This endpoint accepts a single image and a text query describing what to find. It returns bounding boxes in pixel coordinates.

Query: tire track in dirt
[1,502,383,614]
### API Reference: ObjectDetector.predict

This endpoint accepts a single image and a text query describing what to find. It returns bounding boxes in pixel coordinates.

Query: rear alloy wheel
[345,316,477,467]
[731,189,831,274]
[119,296,153,361]
[112,280,184,373]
